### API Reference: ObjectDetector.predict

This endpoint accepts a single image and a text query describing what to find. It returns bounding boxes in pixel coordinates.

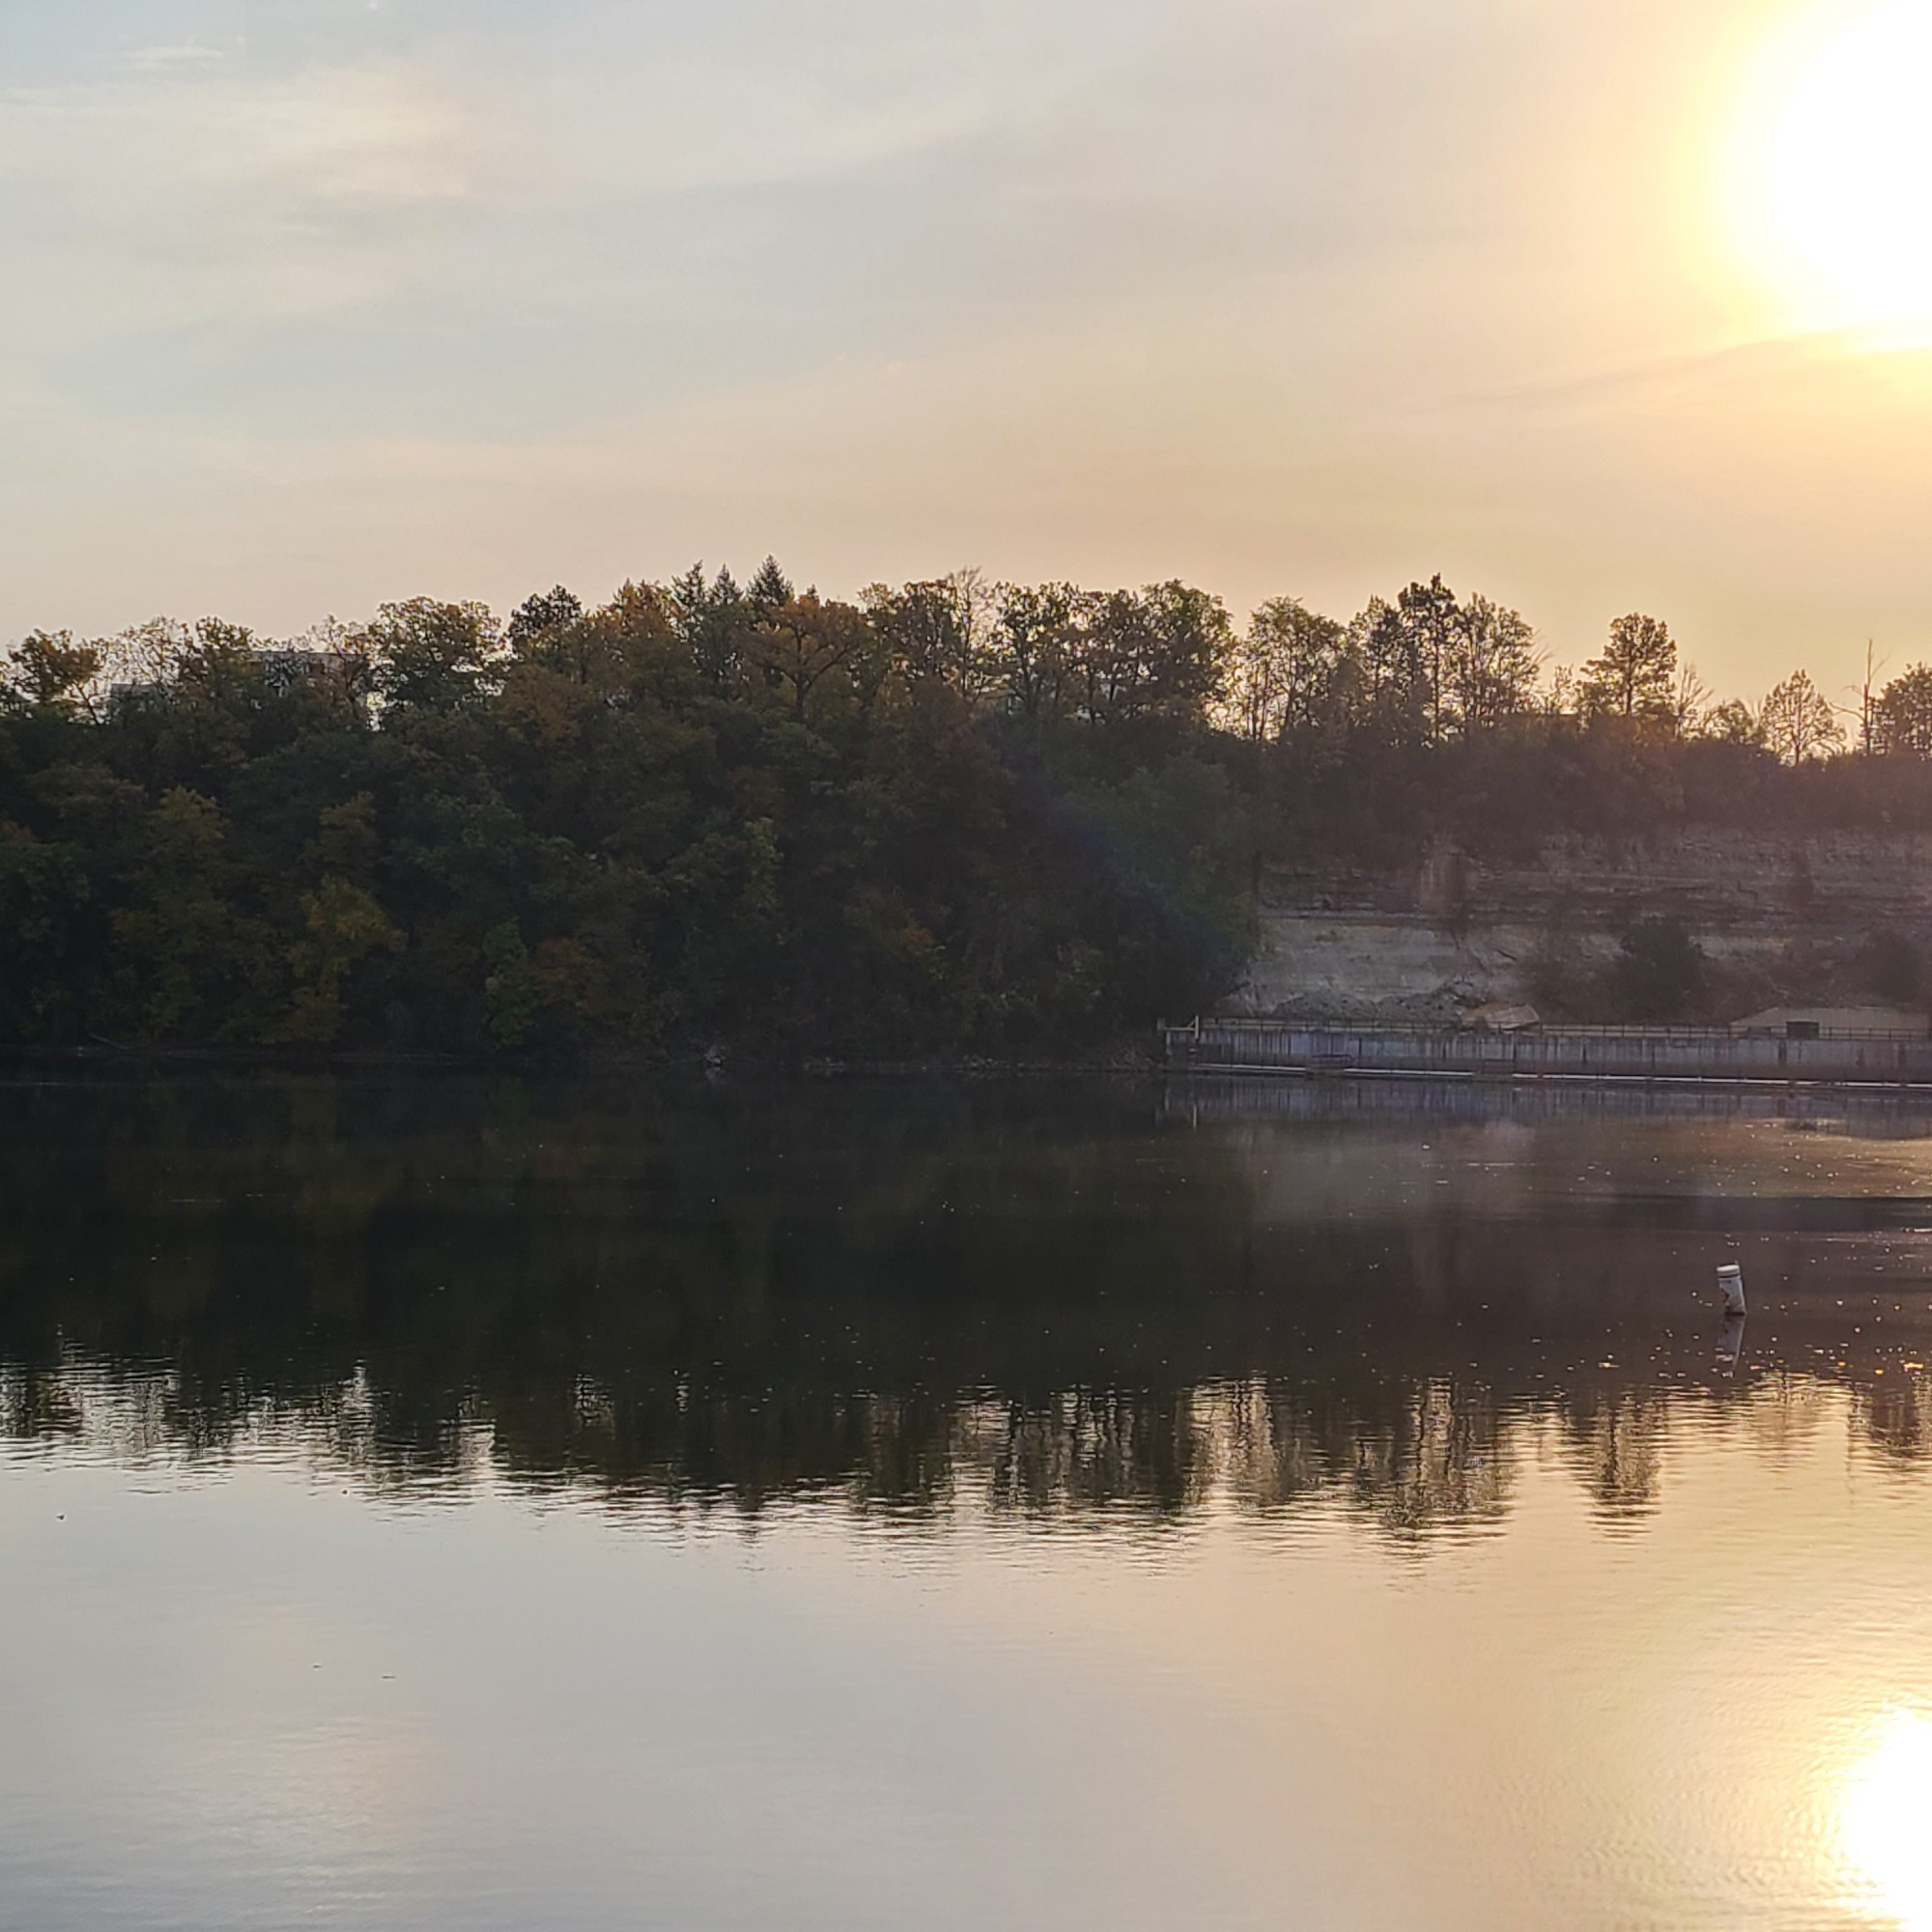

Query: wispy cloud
[0,57,483,326]
[0,61,476,212]
[120,43,228,71]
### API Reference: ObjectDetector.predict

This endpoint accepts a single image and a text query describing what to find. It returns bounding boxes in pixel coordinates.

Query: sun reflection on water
[1842,1709,1932,1928]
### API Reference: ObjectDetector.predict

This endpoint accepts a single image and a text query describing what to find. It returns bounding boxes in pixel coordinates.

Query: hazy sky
[4,0,1930,697]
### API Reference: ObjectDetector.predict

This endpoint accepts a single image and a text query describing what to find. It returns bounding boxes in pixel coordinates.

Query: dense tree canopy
[2,567,1924,1054]
[0,570,1257,1057]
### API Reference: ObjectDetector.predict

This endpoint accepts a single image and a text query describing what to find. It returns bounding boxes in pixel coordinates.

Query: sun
[1729,1,1932,342]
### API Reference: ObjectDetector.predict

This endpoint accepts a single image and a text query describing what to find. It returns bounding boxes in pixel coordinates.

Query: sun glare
[1841,1709,1932,1929]
[1731,1,1932,342]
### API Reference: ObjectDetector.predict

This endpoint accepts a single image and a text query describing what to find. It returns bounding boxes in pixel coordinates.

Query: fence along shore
[1162,1018,1932,1087]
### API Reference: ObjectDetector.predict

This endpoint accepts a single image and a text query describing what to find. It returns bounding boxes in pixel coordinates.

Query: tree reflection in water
[6,1070,1932,1536]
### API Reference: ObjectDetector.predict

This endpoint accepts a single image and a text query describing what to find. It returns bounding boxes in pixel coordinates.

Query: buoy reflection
[1718,1313,1746,1375]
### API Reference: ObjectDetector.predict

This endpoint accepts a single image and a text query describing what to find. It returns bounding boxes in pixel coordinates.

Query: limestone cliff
[1230,829,1932,1023]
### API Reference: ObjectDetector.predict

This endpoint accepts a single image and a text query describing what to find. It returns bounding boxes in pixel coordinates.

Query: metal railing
[1171,1018,1930,1042]
[1160,1017,1932,1085]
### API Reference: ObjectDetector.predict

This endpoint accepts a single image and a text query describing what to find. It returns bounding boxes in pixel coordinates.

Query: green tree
[1349,594,1429,743]
[481,923,542,1048]
[992,582,1086,724]
[1445,595,1539,732]
[364,600,498,713]
[0,824,100,1040]
[282,876,402,1042]
[6,631,100,711]
[669,565,752,692]
[1394,575,1462,740]
[865,574,995,698]
[1078,583,1231,729]
[1873,665,1932,756]
[111,788,259,1037]
[746,555,793,616]
[1227,597,1348,740]
[1758,669,1844,764]
[751,594,873,724]
[1578,613,1676,723]
[505,586,584,651]
[1669,662,1713,737]
[1701,697,1762,746]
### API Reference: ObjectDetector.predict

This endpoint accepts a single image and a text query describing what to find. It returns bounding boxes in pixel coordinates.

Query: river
[4,1072,1932,1930]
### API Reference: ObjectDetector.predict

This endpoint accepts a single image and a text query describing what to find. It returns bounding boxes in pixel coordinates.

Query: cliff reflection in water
[7,1072,1932,1535]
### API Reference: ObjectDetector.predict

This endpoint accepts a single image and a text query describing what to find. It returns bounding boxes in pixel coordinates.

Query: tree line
[1219,578,1932,870]
[1226,581,1877,758]
[0,564,1256,1056]
[4,561,1929,1054]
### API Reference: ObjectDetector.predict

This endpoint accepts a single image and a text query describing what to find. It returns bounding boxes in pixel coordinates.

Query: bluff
[1229,828,1932,1024]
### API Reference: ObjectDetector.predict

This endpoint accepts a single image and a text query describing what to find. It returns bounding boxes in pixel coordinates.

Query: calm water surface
[7,1073,1932,1930]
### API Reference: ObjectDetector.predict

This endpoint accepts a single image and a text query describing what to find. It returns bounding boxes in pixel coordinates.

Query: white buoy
[1718,1263,1747,1316]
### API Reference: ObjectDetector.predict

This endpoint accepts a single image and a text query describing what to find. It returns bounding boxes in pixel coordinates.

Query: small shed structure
[1731,1006,1930,1040]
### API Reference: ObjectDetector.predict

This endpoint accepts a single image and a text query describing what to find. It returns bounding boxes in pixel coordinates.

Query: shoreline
[0,1040,1163,1079]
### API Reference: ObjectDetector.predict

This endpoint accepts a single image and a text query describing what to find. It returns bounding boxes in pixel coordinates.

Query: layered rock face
[1232,830,1932,1023]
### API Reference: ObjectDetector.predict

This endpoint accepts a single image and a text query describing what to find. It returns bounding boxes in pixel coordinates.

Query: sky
[3,0,1931,699]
